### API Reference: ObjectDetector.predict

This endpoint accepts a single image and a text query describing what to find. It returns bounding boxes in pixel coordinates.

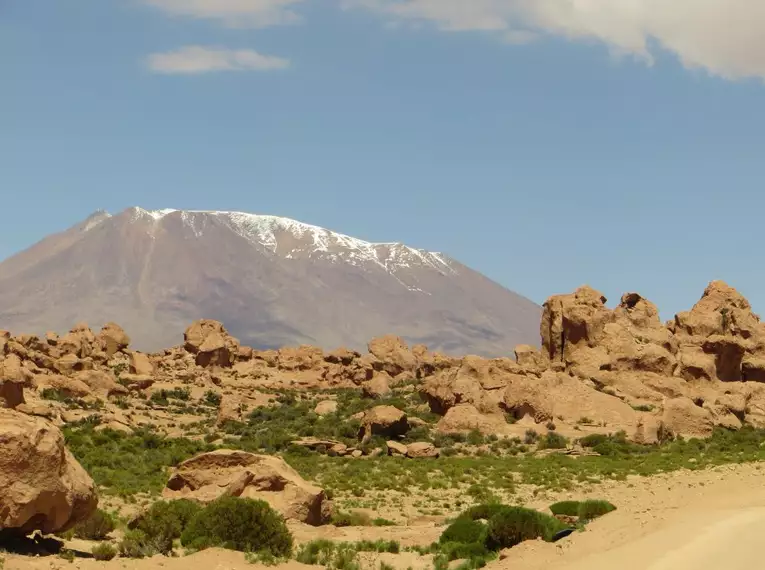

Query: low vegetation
[91,543,117,561]
[72,508,116,540]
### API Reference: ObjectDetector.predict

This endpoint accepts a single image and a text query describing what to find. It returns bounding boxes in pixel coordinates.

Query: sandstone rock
[368,335,416,376]
[314,400,338,416]
[55,353,91,374]
[216,395,243,426]
[351,449,363,458]
[362,372,392,399]
[98,323,131,357]
[329,443,348,456]
[278,346,325,371]
[386,440,408,456]
[184,320,240,368]
[0,354,32,408]
[163,450,331,525]
[406,442,439,459]
[117,374,155,391]
[325,348,360,366]
[514,345,547,372]
[742,357,765,383]
[359,405,409,442]
[661,397,714,439]
[0,409,97,533]
[73,370,128,399]
[34,374,92,398]
[436,404,509,435]
[128,351,155,376]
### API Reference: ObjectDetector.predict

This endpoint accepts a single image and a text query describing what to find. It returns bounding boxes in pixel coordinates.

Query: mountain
[0,207,541,355]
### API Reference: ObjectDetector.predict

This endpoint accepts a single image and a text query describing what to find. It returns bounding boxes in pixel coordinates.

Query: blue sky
[2,0,765,317]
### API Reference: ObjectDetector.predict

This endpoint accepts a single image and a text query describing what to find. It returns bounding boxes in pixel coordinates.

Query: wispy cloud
[144,0,305,28]
[147,46,291,74]
[348,0,765,80]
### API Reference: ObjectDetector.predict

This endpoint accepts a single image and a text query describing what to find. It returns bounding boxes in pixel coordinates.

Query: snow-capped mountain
[0,207,541,355]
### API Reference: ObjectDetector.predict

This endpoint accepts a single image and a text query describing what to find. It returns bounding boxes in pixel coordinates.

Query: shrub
[73,508,116,540]
[461,504,512,521]
[577,500,616,521]
[181,497,292,556]
[133,499,202,555]
[537,432,568,450]
[204,391,222,407]
[439,519,488,546]
[523,430,539,445]
[486,507,567,549]
[92,543,117,561]
[118,530,153,559]
[549,501,581,517]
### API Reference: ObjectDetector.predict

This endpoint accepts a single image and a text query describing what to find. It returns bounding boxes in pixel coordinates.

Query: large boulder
[0,409,97,534]
[97,323,131,357]
[184,320,240,368]
[368,335,416,377]
[358,405,409,442]
[436,404,511,435]
[1,354,32,408]
[163,450,331,525]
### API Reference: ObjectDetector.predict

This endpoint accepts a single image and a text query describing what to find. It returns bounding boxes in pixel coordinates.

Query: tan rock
[661,397,714,439]
[314,400,338,416]
[98,323,131,357]
[386,440,408,456]
[406,442,439,459]
[278,346,325,371]
[216,394,244,426]
[325,348,360,366]
[362,372,392,399]
[0,409,97,533]
[368,335,416,376]
[359,405,409,442]
[34,374,92,398]
[73,370,128,399]
[184,320,240,368]
[128,351,155,376]
[163,450,331,525]
[436,404,509,435]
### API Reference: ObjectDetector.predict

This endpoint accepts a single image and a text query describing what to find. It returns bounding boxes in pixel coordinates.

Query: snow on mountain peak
[120,207,456,283]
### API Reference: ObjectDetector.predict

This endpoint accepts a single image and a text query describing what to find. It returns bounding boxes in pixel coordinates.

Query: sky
[2,0,765,318]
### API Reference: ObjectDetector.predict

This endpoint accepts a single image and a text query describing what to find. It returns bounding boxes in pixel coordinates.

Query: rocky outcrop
[358,405,409,442]
[0,409,97,533]
[368,336,417,377]
[184,320,240,368]
[163,450,331,525]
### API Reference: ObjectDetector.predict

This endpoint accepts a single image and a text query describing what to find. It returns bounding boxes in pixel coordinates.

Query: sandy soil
[6,462,765,570]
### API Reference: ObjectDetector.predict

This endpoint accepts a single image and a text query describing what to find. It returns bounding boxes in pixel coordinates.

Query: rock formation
[163,450,332,525]
[0,409,97,534]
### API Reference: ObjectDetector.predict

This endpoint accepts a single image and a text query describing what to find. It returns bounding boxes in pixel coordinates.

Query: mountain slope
[0,207,541,355]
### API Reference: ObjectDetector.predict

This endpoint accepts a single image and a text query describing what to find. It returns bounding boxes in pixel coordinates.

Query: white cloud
[144,0,304,28]
[147,46,291,74]
[348,0,765,80]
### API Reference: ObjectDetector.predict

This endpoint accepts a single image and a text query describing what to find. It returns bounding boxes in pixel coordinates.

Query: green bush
[132,499,202,555]
[537,432,568,450]
[181,497,292,555]
[118,530,153,559]
[91,543,117,561]
[439,519,488,546]
[73,508,116,540]
[486,507,567,549]
[577,500,616,521]
[549,501,581,517]
[461,504,512,521]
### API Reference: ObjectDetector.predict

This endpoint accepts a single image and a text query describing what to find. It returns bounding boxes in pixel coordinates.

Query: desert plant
[486,507,567,549]
[92,543,118,561]
[118,530,153,559]
[548,501,581,517]
[537,432,568,450]
[73,508,116,540]
[577,500,616,521]
[439,518,488,546]
[181,496,292,555]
